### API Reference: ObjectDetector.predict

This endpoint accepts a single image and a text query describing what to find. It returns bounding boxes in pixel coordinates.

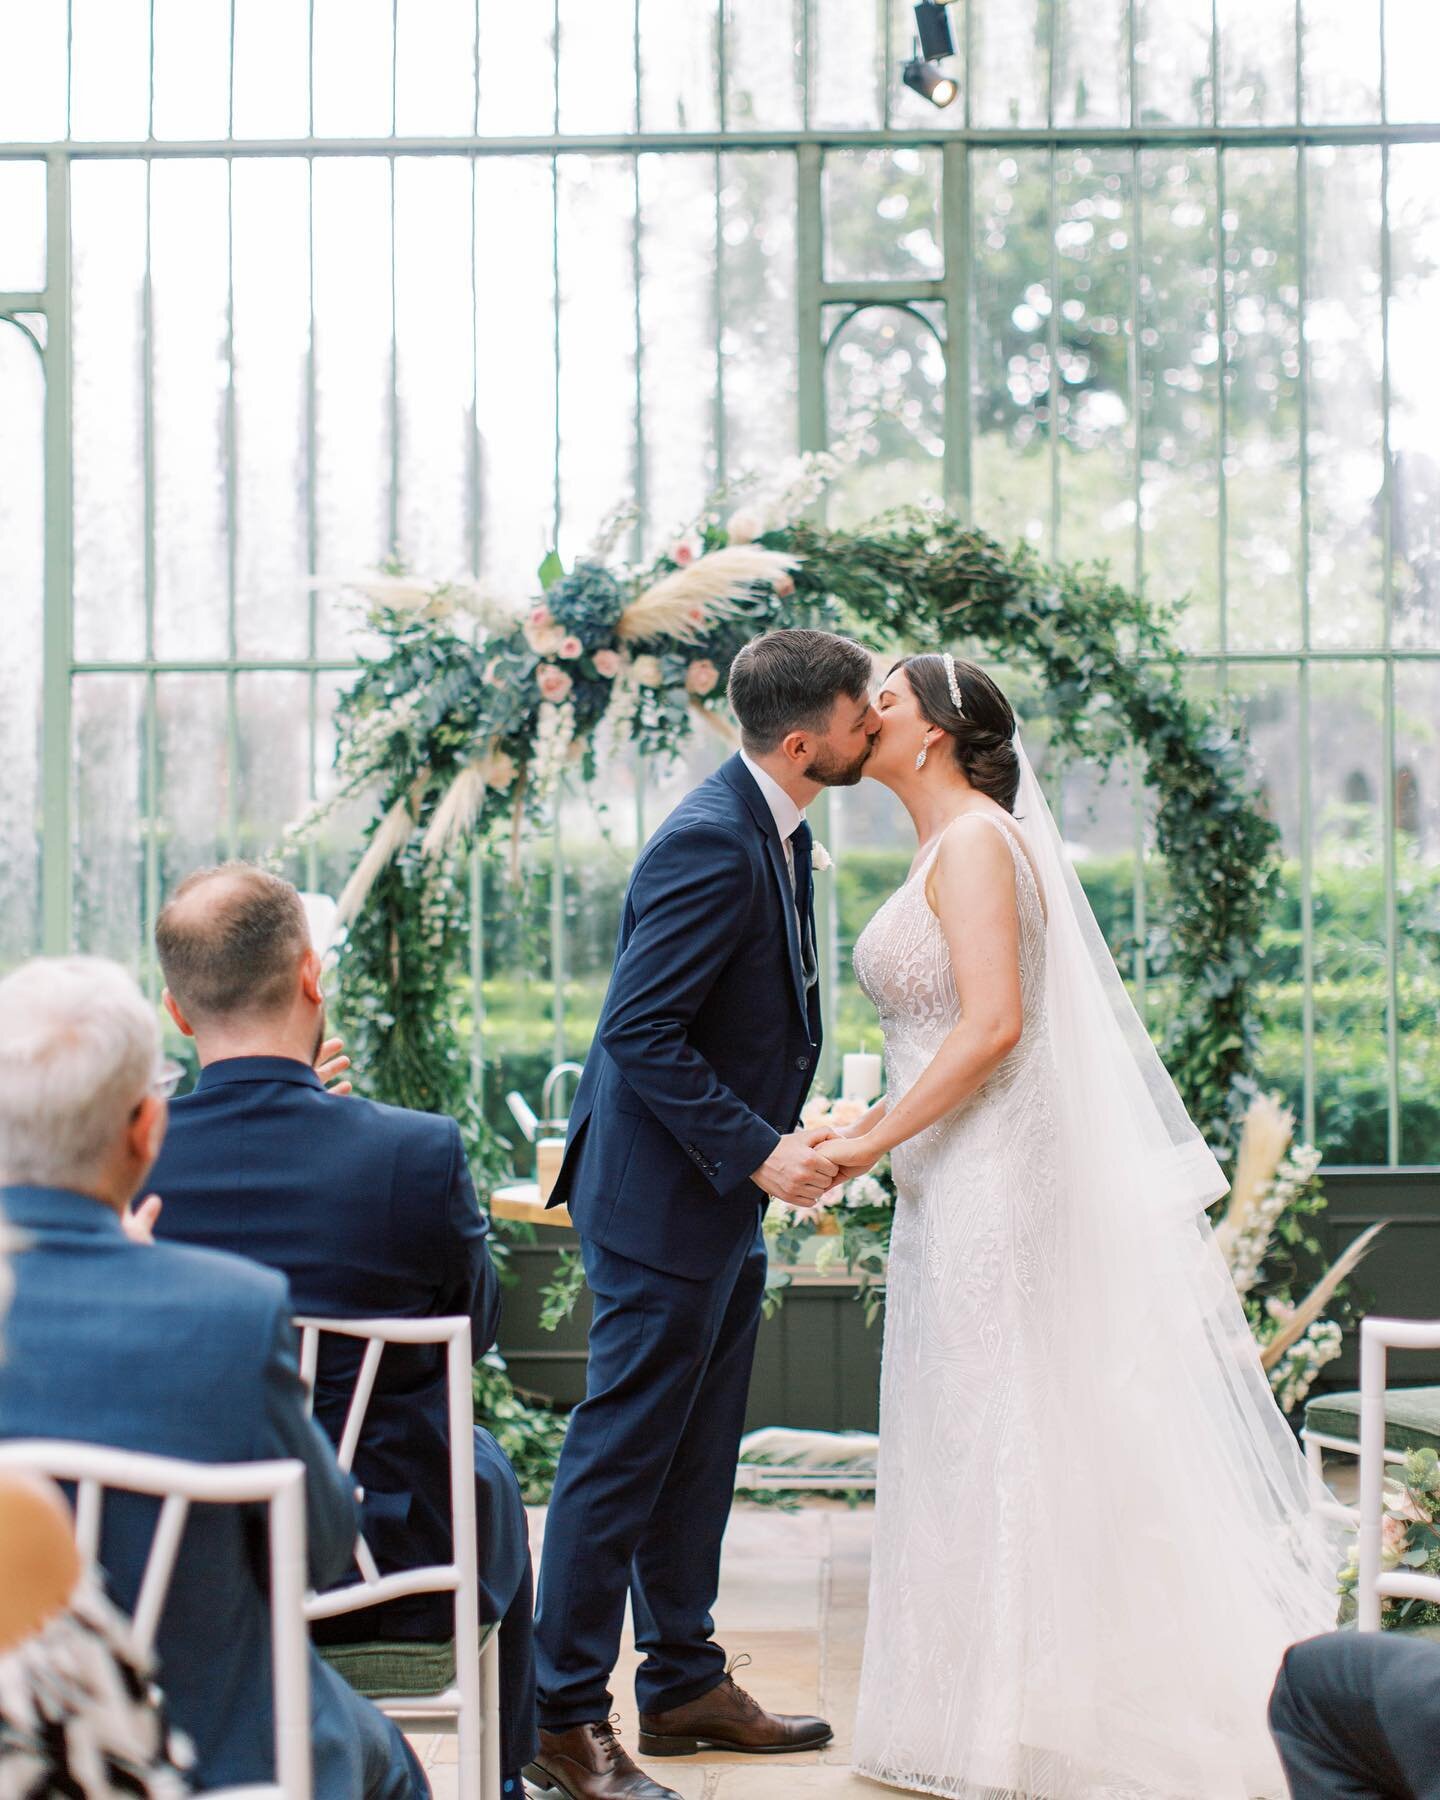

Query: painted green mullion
[796,142,824,459]
[1210,0,1221,127]
[801,0,811,132]
[224,142,240,867]
[304,5,319,898]
[72,658,360,675]
[306,157,318,656]
[1379,142,1399,1163]
[142,159,159,990]
[1046,146,1060,560]
[716,0,727,133]
[818,277,945,302]
[712,149,726,486]
[940,139,971,519]
[40,151,73,955]
[1216,147,1229,667]
[11,124,1440,161]
[631,157,646,562]
[388,154,399,558]
[1379,0,1389,124]
[1295,147,1316,1144]
[1129,141,1146,1013]
[880,0,892,131]
[551,153,562,552]
[1127,0,1138,128]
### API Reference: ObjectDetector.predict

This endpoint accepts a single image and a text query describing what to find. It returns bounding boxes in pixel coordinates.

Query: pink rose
[529,605,552,627]
[671,531,703,566]
[674,544,694,566]
[773,572,796,598]
[593,649,622,678]
[1381,1514,1410,1566]
[685,659,719,696]
[559,635,584,660]
[537,664,573,702]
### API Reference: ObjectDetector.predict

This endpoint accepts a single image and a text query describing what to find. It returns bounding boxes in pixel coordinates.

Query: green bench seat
[1304,1387,1440,1457]
[319,1623,498,1702]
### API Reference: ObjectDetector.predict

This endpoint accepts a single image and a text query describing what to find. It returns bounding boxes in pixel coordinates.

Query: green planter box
[494,1229,883,1432]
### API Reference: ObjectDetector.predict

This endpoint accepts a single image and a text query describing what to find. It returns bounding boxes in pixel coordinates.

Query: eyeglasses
[151,1059,186,1100]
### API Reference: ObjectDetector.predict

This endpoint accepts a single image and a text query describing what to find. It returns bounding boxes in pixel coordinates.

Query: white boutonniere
[811,840,833,872]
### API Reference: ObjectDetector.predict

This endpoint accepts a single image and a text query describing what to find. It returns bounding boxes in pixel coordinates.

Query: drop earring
[914,741,929,771]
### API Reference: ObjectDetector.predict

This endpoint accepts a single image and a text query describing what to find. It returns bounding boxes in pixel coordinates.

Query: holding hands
[752,1128,842,1208]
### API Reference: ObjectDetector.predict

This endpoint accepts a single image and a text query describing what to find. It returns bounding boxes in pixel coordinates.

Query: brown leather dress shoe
[524,1720,684,1800]
[637,1664,833,1756]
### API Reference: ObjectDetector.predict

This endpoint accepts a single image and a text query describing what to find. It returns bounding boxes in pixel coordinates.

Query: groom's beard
[805,737,877,788]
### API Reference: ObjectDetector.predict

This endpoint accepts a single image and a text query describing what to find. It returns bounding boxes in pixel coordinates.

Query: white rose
[800,1094,832,1130]
[633,654,664,688]
[726,509,763,544]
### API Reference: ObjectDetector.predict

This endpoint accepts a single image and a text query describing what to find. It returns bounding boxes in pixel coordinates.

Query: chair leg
[1304,1430,1326,1485]
[480,1629,502,1800]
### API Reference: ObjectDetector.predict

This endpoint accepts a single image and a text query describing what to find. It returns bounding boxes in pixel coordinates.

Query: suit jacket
[551,752,823,1279]
[149,1056,501,1639]
[0,1184,360,1792]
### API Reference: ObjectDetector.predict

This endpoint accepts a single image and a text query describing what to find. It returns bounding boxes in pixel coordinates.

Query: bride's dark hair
[892,654,1021,814]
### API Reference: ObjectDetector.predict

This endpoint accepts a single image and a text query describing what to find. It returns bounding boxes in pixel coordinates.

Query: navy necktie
[790,820,817,990]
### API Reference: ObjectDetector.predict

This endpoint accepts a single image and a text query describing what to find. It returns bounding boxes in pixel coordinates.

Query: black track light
[903,56,959,108]
[912,1,956,62]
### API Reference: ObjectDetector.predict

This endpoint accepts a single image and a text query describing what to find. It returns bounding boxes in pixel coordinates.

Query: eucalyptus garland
[300,466,1278,1164]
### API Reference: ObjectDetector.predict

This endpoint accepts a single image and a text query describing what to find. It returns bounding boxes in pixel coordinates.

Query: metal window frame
[7,0,1440,1162]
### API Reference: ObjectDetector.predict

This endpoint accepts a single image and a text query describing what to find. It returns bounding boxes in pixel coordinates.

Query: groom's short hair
[728,629,873,754]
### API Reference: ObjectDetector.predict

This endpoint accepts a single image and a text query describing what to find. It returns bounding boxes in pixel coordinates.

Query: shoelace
[591,1715,627,1765]
[723,1652,762,1717]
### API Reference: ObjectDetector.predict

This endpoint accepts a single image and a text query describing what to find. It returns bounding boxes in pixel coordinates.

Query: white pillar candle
[841,1052,882,1105]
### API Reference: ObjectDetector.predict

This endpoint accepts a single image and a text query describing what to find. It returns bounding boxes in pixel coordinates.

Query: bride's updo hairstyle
[893,653,1021,814]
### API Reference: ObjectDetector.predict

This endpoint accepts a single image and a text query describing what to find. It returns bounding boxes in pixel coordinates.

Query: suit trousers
[534,1220,768,1728]
[1269,1631,1440,1799]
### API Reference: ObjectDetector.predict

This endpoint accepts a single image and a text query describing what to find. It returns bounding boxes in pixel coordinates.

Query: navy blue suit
[536,754,821,1726]
[0,1184,425,1799]
[149,1058,537,1784]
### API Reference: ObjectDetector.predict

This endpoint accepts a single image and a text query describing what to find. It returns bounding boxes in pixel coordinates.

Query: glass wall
[3,0,1439,1164]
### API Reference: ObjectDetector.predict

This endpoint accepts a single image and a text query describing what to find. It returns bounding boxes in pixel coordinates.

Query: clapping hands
[314,1036,354,1095]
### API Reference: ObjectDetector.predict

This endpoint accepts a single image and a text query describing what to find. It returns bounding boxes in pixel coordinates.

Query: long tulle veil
[1006,734,1340,1796]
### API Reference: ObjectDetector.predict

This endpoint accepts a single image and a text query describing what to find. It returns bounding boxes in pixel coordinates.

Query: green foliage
[312,502,1305,1483]
[472,1352,571,1504]
[1338,1448,1440,1632]
[538,1248,587,1333]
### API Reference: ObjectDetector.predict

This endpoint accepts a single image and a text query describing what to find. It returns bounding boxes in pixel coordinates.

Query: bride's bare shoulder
[923,812,1017,915]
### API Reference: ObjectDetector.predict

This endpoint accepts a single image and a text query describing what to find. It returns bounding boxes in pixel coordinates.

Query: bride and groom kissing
[527,627,1338,1800]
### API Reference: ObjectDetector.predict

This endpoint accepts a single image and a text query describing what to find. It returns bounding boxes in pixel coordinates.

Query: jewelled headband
[943,652,965,717]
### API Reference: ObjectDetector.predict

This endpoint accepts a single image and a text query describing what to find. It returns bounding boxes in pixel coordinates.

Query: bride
[820,652,1339,1800]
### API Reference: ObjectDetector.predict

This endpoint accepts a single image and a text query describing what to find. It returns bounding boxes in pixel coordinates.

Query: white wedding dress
[850,771,1339,1800]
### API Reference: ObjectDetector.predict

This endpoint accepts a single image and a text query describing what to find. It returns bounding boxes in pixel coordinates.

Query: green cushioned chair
[319,1626,497,1701]
[1303,1386,1440,1468]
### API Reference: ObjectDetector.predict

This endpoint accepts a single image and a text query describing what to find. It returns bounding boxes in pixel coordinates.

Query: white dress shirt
[739,750,806,888]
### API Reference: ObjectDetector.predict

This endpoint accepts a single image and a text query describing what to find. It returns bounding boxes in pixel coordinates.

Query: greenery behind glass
[2,0,1438,1166]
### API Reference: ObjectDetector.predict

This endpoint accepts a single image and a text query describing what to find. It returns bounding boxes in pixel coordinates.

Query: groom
[529,629,879,1800]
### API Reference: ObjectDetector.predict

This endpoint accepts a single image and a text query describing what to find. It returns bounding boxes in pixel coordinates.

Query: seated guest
[1270,1630,1440,1799]
[0,956,427,1799]
[148,863,536,1796]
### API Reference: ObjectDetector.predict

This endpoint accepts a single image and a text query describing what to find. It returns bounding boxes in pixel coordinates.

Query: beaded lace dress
[850,807,1337,1800]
